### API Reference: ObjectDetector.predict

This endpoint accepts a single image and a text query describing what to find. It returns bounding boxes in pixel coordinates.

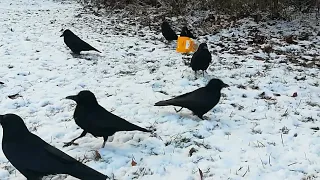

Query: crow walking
[60,29,101,54]
[154,79,229,119]
[0,114,108,180]
[191,43,212,76]
[64,90,151,148]
[161,20,178,41]
[180,26,197,39]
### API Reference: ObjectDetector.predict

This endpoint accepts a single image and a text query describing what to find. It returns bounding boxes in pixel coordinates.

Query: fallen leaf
[93,150,101,161]
[291,92,298,97]
[250,85,259,90]
[131,158,137,166]
[237,84,246,89]
[285,35,298,44]
[188,147,197,157]
[199,168,203,180]
[8,93,22,99]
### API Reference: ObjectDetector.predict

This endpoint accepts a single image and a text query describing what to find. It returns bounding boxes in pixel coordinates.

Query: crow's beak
[223,83,229,88]
[60,34,64,37]
[66,95,78,102]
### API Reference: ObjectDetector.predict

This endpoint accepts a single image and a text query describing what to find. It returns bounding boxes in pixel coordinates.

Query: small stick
[269,153,272,166]
[242,166,250,177]
[281,133,284,146]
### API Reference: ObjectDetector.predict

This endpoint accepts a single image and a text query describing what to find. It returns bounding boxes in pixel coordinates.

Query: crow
[60,29,101,54]
[180,26,197,39]
[161,20,178,41]
[154,79,229,120]
[64,90,151,148]
[0,114,108,180]
[191,43,212,76]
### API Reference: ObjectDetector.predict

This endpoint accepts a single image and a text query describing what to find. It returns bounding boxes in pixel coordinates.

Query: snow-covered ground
[0,0,320,179]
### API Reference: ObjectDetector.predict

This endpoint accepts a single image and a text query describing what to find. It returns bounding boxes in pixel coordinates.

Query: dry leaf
[188,147,197,157]
[8,93,22,99]
[310,127,319,131]
[131,158,137,166]
[199,168,203,180]
[93,150,101,161]
[285,35,297,44]
[291,92,298,97]
[237,85,246,89]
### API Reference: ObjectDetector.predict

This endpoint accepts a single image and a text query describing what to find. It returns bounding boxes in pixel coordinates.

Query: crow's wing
[155,87,211,108]
[44,143,108,180]
[190,50,200,66]
[3,132,107,180]
[72,35,100,52]
[3,133,76,174]
[85,106,149,135]
[161,22,178,40]
[186,28,196,39]
[191,50,212,70]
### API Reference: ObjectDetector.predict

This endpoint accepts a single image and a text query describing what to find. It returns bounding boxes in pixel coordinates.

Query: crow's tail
[130,124,152,133]
[138,126,152,133]
[94,48,102,53]
[154,99,173,106]
[69,163,108,180]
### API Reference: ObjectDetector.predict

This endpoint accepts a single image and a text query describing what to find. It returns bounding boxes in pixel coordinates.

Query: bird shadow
[70,52,103,61]
[182,70,210,82]
[159,111,203,122]
[100,139,149,156]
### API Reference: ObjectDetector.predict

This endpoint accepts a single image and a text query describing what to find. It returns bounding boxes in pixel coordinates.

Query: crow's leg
[197,114,205,120]
[174,107,183,112]
[102,136,110,148]
[63,131,87,147]
[106,135,115,142]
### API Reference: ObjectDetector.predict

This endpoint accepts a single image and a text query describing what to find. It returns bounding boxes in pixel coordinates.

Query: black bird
[0,114,108,180]
[180,26,197,39]
[161,20,178,41]
[191,43,212,76]
[154,79,229,120]
[64,90,151,148]
[60,29,101,54]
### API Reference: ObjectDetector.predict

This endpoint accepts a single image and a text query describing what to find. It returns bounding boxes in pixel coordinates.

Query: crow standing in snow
[60,29,101,54]
[64,90,152,148]
[0,114,108,180]
[180,26,197,39]
[191,43,212,76]
[154,79,229,120]
[161,20,178,41]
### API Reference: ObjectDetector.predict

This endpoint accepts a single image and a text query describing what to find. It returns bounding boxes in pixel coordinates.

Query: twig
[257,140,265,147]
[281,133,284,146]
[304,152,311,163]
[259,155,265,168]
[287,162,298,166]
[236,166,243,175]
[289,169,306,174]
[268,153,272,166]
[242,166,250,177]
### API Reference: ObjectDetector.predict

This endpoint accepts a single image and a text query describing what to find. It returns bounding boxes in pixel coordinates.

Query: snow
[0,0,320,179]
